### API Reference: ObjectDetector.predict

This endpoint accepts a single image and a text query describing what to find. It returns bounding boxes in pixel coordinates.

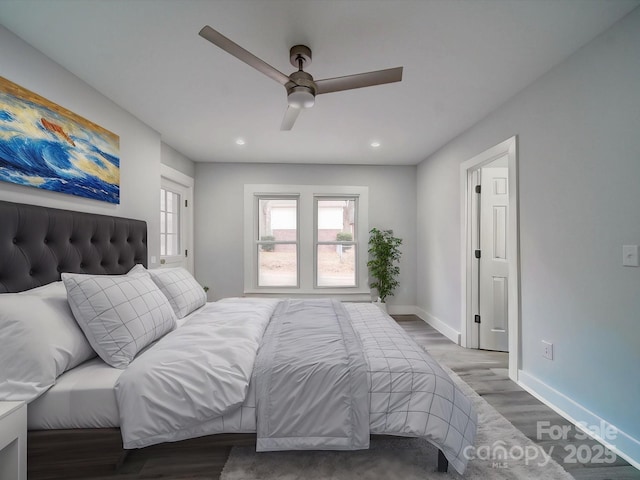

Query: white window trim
[160,164,194,274]
[244,184,370,300]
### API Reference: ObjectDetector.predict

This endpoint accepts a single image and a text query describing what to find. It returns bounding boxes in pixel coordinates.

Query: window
[160,188,181,257]
[315,197,357,287]
[160,165,194,272]
[244,185,369,297]
[257,197,298,287]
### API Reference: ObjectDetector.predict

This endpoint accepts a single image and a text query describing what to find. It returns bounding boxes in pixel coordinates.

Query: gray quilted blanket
[255,298,370,451]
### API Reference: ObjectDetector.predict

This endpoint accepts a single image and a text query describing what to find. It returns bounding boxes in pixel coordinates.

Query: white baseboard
[414,307,461,344]
[518,370,640,470]
[386,304,417,315]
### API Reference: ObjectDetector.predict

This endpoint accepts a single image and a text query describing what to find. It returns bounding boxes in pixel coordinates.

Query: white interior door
[461,136,519,378]
[479,166,509,351]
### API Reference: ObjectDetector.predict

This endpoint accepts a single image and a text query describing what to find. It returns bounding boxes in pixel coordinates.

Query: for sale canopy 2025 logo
[537,420,618,465]
[463,420,618,469]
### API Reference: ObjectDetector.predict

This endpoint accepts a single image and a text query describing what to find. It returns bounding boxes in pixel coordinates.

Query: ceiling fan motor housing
[286,70,317,108]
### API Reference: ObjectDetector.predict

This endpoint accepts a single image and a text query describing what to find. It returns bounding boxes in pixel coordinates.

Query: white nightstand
[0,402,26,480]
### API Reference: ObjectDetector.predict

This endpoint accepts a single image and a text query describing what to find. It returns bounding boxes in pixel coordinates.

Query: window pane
[166,234,174,256]
[160,234,166,256]
[172,192,181,215]
[166,213,174,234]
[259,245,297,287]
[160,212,166,233]
[317,245,356,287]
[160,189,166,211]
[167,234,180,256]
[259,198,297,242]
[317,199,355,242]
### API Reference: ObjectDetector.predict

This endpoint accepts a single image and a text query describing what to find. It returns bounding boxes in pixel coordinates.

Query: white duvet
[115,298,280,449]
[114,299,477,474]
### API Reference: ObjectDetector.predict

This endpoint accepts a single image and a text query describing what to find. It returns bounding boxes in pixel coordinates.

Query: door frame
[459,136,520,381]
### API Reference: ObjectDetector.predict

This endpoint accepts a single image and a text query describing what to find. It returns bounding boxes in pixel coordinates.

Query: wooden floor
[28,315,639,479]
[396,315,640,480]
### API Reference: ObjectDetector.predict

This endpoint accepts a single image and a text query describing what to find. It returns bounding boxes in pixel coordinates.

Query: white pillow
[128,264,147,276]
[62,271,177,369]
[148,267,207,318]
[17,280,67,298]
[0,287,96,403]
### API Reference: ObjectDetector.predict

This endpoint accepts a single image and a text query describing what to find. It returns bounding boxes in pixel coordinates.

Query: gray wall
[0,25,163,267]
[416,7,640,457]
[161,142,196,177]
[194,163,417,307]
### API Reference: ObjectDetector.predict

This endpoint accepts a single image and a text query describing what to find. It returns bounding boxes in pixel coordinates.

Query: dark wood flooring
[27,315,639,479]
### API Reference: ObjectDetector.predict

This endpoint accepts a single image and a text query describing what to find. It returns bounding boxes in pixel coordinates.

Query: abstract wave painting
[0,77,120,203]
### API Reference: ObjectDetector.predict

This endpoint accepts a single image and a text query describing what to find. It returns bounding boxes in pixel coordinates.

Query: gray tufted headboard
[0,200,147,293]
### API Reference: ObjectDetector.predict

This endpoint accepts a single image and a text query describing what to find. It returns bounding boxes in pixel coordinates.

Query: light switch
[622,245,639,267]
[150,256,157,264]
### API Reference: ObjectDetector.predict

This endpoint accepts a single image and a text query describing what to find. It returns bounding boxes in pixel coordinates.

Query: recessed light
[235,138,246,146]
[370,141,381,148]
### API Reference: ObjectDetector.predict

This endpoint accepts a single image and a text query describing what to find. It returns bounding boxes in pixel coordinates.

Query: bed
[0,200,477,476]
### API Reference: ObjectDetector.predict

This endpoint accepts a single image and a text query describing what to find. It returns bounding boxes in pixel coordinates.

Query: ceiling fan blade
[280,106,302,131]
[315,67,403,95]
[199,25,291,86]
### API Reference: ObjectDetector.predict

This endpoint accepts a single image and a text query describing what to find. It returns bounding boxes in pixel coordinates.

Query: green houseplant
[367,228,403,304]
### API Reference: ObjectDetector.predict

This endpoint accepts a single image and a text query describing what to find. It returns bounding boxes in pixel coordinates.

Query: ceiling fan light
[288,86,315,108]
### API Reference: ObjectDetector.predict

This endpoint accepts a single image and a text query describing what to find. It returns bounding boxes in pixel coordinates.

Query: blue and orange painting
[0,77,120,203]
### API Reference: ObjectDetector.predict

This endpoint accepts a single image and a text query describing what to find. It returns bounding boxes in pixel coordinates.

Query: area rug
[220,366,573,480]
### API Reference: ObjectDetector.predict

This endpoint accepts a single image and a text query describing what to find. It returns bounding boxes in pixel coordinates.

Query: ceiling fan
[198,25,403,130]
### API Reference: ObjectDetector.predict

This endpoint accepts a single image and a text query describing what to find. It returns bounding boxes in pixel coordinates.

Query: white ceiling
[0,0,637,165]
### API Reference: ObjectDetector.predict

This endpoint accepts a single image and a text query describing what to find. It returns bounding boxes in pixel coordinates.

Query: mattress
[27,357,122,429]
[27,307,202,430]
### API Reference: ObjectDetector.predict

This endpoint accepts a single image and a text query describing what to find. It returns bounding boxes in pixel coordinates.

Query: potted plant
[367,228,402,311]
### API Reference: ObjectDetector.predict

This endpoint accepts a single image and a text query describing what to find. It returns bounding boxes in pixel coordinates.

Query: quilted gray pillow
[62,270,177,368]
[148,267,207,318]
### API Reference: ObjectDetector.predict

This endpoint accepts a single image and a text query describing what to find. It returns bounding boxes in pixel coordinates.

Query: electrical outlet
[623,245,639,267]
[542,340,553,360]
